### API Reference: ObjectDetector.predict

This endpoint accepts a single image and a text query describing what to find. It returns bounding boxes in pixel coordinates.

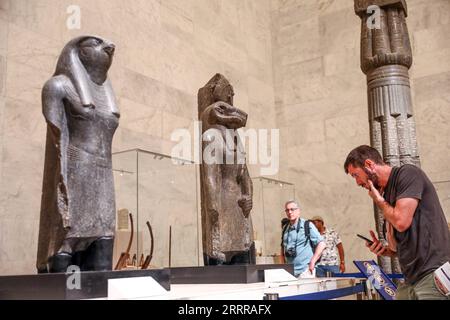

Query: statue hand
[238,196,252,218]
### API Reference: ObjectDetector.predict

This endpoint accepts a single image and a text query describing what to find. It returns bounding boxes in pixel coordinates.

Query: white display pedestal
[108,276,168,300]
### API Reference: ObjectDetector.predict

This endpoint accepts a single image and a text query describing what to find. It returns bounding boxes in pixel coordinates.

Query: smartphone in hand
[357,234,374,246]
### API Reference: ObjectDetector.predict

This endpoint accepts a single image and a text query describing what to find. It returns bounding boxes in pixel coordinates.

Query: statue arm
[238,164,253,218]
[202,162,221,219]
[42,78,66,137]
[240,164,253,197]
[41,76,70,226]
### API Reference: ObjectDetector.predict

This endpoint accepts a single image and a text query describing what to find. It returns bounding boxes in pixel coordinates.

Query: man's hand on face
[367,180,384,205]
[238,196,252,218]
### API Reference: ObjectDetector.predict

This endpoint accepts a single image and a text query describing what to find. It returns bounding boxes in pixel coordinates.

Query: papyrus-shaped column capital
[355,0,412,74]
[355,0,407,17]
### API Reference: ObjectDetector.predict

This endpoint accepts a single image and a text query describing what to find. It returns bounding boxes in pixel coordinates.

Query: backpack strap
[282,220,313,248]
[304,220,316,250]
[304,220,310,238]
[280,223,290,247]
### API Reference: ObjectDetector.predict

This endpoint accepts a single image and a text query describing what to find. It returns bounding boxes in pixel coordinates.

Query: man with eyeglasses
[281,200,325,278]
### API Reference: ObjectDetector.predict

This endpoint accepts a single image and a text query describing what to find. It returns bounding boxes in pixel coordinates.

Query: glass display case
[112,149,201,269]
[112,149,296,269]
[251,177,296,262]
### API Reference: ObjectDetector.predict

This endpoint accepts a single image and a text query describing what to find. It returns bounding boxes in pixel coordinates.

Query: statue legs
[47,236,114,273]
[48,252,73,273]
[203,242,256,266]
[203,254,223,266]
[78,236,114,271]
[229,242,256,265]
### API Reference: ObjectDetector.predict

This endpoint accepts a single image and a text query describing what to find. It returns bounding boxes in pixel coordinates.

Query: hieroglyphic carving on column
[355,0,419,274]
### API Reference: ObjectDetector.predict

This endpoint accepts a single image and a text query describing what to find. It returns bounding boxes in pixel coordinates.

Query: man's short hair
[344,145,384,174]
[285,200,300,209]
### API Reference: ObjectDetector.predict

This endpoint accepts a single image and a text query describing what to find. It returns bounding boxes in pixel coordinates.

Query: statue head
[78,37,115,78]
[53,35,118,112]
[198,73,235,116]
[205,102,248,130]
[211,76,234,106]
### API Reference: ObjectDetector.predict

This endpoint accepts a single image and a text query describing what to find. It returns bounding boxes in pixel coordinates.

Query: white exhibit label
[264,268,298,287]
[108,276,168,300]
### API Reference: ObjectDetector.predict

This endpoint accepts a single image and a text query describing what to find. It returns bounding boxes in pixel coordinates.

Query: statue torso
[63,79,119,159]
[56,76,119,238]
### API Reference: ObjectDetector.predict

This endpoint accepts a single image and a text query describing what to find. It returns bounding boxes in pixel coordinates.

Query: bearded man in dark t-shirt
[344,145,450,300]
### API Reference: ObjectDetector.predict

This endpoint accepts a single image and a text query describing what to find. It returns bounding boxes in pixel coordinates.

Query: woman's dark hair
[344,145,384,173]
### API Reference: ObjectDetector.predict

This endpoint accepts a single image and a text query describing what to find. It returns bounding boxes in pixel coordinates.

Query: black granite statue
[198,74,255,265]
[37,36,119,273]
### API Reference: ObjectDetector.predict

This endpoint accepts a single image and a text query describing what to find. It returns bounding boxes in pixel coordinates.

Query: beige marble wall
[408,0,450,218]
[1,0,448,276]
[0,0,276,275]
[0,4,7,272]
[271,0,450,272]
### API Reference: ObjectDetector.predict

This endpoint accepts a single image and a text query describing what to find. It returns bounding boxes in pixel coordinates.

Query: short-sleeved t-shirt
[383,164,450,285]
[282,218,324,276]
[317,228,342,266]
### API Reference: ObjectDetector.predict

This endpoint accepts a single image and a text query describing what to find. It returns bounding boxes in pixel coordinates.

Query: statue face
[78,37,115,72]
[211,102,247,129]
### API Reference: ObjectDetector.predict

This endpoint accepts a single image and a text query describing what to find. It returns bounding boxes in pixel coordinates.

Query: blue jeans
[316,265,340,277]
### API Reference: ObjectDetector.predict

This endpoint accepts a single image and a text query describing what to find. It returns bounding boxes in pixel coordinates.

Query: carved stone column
[354,0,420,274]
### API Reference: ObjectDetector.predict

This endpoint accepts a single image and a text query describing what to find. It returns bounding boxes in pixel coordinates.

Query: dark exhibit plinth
[170,264,294,284]
[0,265,294,299]
[0,269,169,300]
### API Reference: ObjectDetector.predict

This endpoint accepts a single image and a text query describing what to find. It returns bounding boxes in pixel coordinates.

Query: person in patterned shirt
[311,216,345,277]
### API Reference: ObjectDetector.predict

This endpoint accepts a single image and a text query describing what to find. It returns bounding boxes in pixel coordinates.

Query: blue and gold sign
[354,260,397,300]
